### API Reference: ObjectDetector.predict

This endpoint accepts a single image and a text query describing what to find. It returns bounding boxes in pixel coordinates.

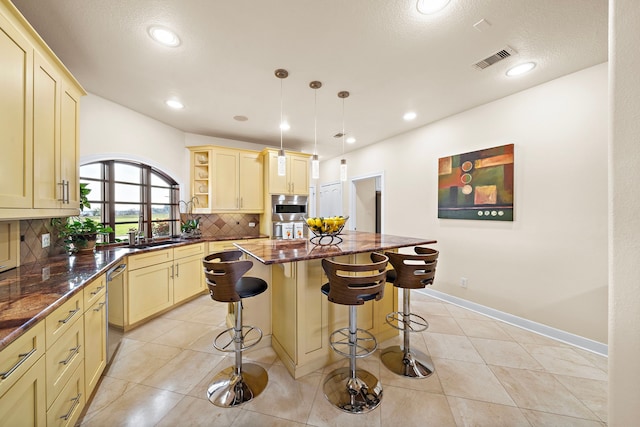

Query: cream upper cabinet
[0,220,19,273]
[264,149,310,196]
[0,10,33,210]
[212,148,263,212]
[0,1,85,219]
[190,146,263,213]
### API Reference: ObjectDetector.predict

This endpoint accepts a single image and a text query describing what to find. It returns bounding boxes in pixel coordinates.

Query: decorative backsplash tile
[18,213,261,265]
[19,218,66,265]
[183,213,261,238]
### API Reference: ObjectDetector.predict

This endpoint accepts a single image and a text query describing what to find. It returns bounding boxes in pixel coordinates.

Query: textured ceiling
[11,0,608,160]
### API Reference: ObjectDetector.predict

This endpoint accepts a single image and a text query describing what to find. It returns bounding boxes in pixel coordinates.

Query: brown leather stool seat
[320,252,388,413]
[202,250,268,407]
[382,247,439,378]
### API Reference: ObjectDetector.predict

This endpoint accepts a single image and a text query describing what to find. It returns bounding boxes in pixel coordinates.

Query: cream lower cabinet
[127,244,207,326]
[0,356,46,427]
[83,274,107,396]
[0,322,46,427]
[128,258,174,325]
[173,243,205,304]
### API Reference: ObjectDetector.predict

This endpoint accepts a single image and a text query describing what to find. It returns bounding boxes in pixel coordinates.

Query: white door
[319,182,342,218]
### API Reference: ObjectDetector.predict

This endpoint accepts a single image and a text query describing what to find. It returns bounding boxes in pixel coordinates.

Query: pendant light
[275,69,289,176]
[338,91,349,182]
[310,81,322,180]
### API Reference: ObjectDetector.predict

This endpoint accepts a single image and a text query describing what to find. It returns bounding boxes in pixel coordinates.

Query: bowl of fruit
[305,216,349,245]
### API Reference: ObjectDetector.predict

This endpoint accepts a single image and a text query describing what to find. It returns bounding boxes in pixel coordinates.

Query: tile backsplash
[19,213,262,265]
[20,218,66,265]
[183,213,261,238]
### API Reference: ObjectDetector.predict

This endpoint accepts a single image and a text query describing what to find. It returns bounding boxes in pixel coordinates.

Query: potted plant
[52,183,114,253]
[180,197,201,238]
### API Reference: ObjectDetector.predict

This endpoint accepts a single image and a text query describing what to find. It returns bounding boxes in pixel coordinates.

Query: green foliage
[79,182,91,211]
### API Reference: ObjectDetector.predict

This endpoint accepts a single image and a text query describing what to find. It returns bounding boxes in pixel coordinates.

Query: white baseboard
[418,288,608,357]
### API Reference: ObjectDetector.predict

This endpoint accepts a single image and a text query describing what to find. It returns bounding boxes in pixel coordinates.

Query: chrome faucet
[136,214,145,244]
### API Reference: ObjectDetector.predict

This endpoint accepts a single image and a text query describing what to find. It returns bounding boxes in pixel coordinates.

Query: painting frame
[437,144,514,221]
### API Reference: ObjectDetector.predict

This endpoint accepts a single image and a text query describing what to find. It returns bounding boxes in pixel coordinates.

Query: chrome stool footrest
[385,311,429,333]
[323,367,383,413]
[213,325,263,353]
[329,327,377,358]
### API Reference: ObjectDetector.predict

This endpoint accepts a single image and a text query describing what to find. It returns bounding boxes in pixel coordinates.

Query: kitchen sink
[130,239,182,249]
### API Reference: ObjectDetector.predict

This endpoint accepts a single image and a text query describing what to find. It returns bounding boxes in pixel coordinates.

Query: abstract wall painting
[438,144,514,221]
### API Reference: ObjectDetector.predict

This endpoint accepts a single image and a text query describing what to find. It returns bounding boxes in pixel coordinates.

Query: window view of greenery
[80,161,179,242]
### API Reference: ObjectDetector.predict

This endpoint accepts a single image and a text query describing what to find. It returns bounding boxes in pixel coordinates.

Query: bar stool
[321,252,389,413]
[202,250,268,407]
[381,246,439,378]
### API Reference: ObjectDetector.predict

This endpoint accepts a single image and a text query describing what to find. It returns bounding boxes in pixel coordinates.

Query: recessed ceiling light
[403,111,417,121]
[346,137,356,144]
[280,121,290,131]
[165,99,184,109]
[233,115,248,122]
[148,26,181,47]
[506,62,536,77]
[416,0,451,15]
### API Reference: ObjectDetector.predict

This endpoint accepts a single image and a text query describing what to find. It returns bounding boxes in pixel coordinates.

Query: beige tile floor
[79,292,608,426]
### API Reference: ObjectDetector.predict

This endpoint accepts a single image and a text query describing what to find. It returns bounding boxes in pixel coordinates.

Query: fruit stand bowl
[304,216,349,245]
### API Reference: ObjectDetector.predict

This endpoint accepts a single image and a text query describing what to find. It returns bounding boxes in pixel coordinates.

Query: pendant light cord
[280,78,284,151]
[314,89,318,156]
[342,96,345,156]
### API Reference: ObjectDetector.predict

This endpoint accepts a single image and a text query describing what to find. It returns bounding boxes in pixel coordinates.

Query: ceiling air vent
[473,46,517,70]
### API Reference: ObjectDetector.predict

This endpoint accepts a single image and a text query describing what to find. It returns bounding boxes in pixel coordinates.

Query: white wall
[609,0,640,422]
[320,63,609,343]
[79,94,188,199]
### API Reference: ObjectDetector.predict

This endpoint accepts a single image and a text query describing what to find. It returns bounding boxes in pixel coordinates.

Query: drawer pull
[0,347,37,379]
[90,285,105,295]
[59,345,81,365]
[93,302,106,312]
[58,308,80,324]
[59,393,82,421]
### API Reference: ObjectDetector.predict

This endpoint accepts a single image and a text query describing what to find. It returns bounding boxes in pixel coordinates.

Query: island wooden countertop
[234,231,437,265]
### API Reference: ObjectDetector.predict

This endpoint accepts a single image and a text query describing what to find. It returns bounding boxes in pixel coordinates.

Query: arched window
[80,161,180,241]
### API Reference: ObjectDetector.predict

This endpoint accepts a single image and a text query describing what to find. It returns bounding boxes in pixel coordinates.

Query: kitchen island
[235,231,436,379]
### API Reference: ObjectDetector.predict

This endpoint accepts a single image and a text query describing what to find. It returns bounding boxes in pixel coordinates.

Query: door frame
[349,171,385,233]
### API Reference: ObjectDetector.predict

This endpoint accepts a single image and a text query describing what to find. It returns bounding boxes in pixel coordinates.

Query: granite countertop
[0,235,266,351]
[235,230,437,265]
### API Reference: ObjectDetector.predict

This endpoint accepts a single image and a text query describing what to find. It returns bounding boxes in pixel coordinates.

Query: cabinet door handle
[90,285,105,295]
[65,180,70,203]
[58,308,80,324]
[59,345,81,365]
[58,181,66,202]
[170,265,174,279]
[93,302,106,312]
[240,197,243,208]
[0,347,37,379]
[175,263,179,277]
[59,393,82,421]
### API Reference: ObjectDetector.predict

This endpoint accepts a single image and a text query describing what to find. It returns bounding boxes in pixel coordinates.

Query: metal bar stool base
[323,367,383,413]
[207,364,268,407]
[381,346,434,378]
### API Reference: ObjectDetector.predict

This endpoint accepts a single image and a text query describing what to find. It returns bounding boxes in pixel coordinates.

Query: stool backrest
[385,247,439,289]
[321,252,389,305]
[202,250,253,302]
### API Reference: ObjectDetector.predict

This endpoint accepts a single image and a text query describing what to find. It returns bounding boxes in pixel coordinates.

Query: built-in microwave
[272,195,307,238]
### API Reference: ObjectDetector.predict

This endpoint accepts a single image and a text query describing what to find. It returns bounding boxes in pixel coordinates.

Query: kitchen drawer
[208,239,246,253]
[83,273,106,309]
[47,360,85,427]
[174,242,205,259]
[0,321,45,397]
[45,292,83,349]
[128,248,172,270]
[46,315,83,408]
